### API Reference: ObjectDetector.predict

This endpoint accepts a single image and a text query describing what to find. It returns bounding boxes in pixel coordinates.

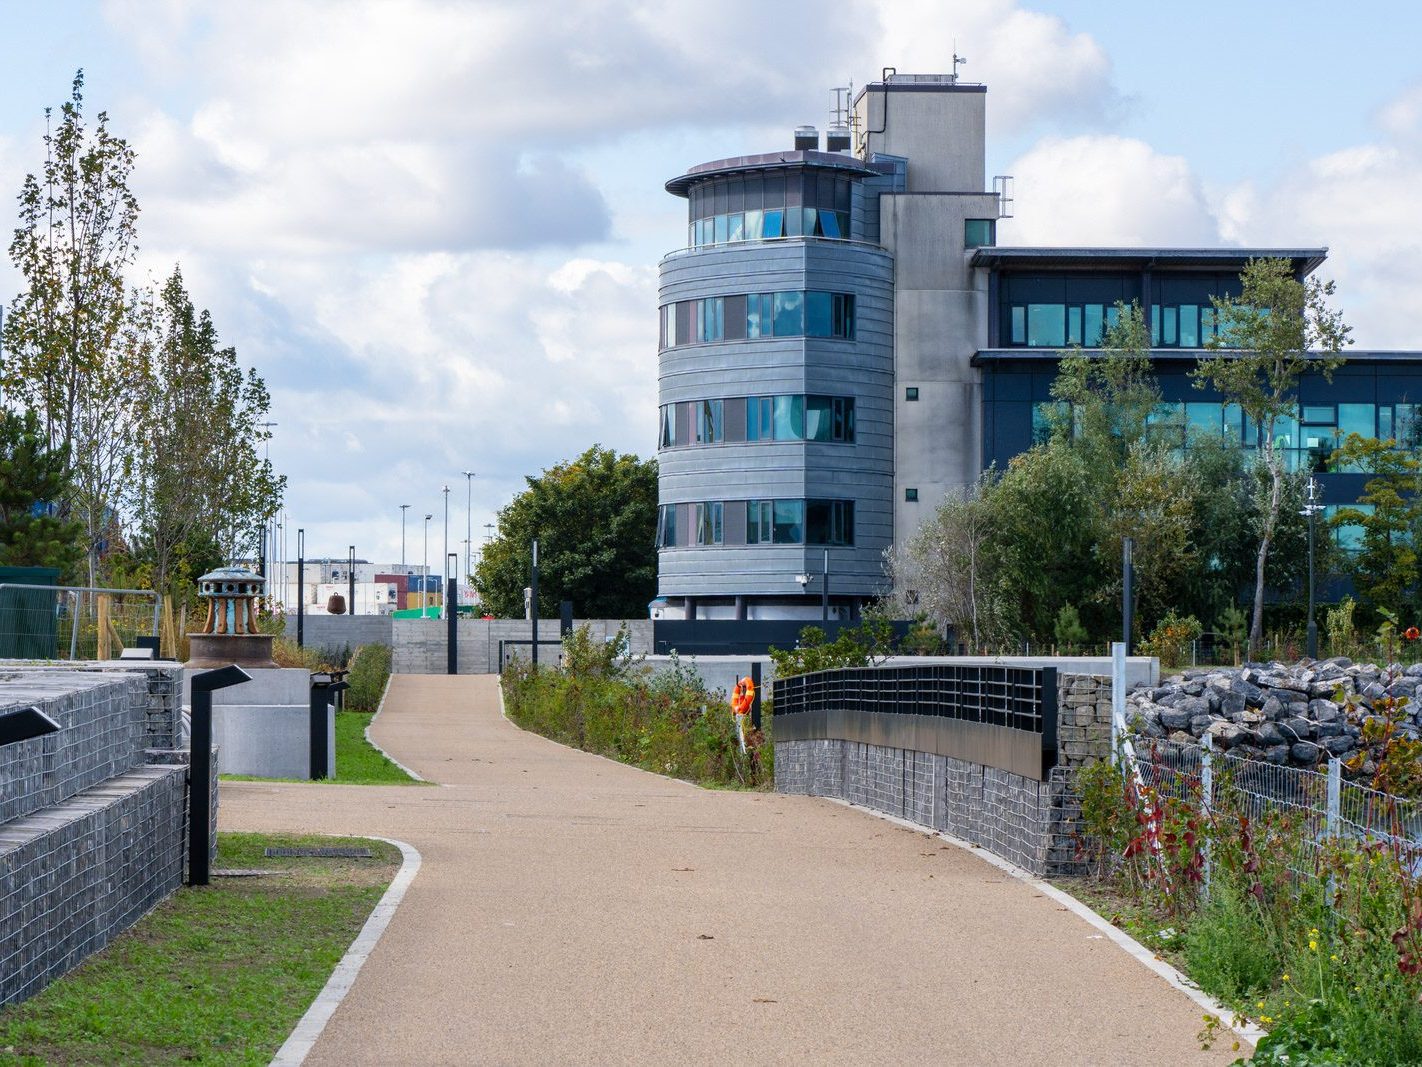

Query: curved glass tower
[655,150,896,620]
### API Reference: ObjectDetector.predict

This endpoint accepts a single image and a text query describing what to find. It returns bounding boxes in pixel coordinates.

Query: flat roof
[972,348,1422,366]
[971,246,1329,276]
[665,150,884,197]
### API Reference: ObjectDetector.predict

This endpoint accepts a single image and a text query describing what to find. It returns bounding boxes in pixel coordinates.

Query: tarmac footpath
[220,674,1237,1066]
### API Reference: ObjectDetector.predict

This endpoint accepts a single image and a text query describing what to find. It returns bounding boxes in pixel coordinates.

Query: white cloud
[1001,134,1221,246]
[874,0,1122,133]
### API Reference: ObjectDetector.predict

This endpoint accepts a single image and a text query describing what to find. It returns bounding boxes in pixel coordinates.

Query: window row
[658,395,856,448]
[688,170,854,221]
[1029,400,1422,473]
[659,291,855,347]
[689,207,851,248]
[656,499,855,548]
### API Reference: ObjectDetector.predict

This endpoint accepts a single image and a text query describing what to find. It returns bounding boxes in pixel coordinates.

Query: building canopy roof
[970,246,1328,276]
[665,150,885,197]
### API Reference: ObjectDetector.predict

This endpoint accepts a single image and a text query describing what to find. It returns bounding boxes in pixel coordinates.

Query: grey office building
[654,72,1420,622]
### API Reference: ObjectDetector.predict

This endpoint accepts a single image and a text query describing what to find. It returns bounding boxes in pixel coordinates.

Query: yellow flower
[1330,954,1339,962]
[1256,1001,1265,1009]
[1309,940,1318,951]
[1281,974,1290,982]
[1261,1015,1274,1025]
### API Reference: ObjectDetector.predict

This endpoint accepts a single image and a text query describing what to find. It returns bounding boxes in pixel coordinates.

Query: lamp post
[442,485,451,619]
[348,544,356,617]
[423,513,432,618]
[1301,477,1324,659]
[462,471,475,582]
[399,504,410,570]
[296,528,305,648]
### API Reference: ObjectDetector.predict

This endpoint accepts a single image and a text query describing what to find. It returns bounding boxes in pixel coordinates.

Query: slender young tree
[1193,258,1351,654]
[1,70,142,584]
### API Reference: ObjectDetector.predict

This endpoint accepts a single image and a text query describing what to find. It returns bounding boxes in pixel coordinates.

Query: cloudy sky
[2,0,1420,568]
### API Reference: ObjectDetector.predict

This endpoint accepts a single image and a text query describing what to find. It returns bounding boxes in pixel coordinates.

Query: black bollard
[309,671,348,780]
[189,665,251,886]
[750,661,762,731]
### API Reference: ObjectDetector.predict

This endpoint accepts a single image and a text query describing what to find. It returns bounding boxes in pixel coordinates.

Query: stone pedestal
[186,633,278,669]
[181,667,328,779]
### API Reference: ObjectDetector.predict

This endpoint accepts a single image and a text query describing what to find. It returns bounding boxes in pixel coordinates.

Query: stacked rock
[1129,658,1422,769]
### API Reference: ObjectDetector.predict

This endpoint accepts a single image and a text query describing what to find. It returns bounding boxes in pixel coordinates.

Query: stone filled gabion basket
[1129,658,1422,771]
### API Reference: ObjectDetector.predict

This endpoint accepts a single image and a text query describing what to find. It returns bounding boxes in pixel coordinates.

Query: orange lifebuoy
[733,675,756,716]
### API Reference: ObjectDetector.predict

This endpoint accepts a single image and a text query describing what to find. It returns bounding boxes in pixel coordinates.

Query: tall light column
[400,504,411,570]
[461,470,475,582]
[423,513,433,618]
[441,484,451,619]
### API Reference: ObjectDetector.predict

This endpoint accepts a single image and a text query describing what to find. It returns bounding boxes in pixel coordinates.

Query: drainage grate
[264,847,373,859]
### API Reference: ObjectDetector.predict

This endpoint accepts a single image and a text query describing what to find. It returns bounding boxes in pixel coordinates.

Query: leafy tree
[475,446,657,618]
[1328,434,1422,618]
[124,268,283,590]
[0,408,84,572]
[0,71,143,583]
[1193,257,1351,653]
[768,619,895,677]
[1053,604,1089,650]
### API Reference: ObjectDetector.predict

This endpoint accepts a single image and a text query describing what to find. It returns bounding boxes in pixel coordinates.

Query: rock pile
[1129,658,1422,768]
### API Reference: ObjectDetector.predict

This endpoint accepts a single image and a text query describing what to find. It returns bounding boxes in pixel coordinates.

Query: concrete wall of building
[855,83,986,193]
[657,237,896,601]
[0,671,196,1006]
[393,618,655,675]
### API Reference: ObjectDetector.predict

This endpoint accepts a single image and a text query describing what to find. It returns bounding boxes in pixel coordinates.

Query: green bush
[1184,881,1280,1003]
[769,619,895,677]
[502,631,770,788]
[346,643,393,713]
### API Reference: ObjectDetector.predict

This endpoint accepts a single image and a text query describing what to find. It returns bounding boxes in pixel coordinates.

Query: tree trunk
[1249,449,1285,657]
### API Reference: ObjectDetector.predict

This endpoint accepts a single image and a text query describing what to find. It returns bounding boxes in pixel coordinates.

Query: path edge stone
[364,676,429,783]
[270,835,423,1066]
[822,796,1265,1050]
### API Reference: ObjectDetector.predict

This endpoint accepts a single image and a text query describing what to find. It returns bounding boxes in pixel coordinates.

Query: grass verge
[221,711,423,785]
[0,832,399,1066]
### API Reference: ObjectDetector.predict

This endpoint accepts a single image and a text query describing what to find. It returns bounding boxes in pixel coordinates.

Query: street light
[423,513,433,618]
[441,485,451,619]
[399,504,411,570]
[1301,477,1325,659]
[462,471,475,582]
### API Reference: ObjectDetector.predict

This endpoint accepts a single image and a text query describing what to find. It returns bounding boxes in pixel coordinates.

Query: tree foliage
[0,409,85,572]
[474,446,657,618]
[1329,434,1422,618]
[1193,257,1352,651]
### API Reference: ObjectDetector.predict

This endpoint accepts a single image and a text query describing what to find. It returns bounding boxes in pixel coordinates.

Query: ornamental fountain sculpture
[185,567,278,668]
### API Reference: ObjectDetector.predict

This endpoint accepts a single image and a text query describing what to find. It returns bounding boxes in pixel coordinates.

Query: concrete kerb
[821,795,1265,1050]
[363,675,430,784]
[269,836,423,1067]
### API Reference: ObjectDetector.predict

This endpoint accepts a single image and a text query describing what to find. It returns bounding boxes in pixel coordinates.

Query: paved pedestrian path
[221,675,1236,1065]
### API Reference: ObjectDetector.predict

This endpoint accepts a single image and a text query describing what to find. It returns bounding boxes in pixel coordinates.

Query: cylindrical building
[655,149,896,621]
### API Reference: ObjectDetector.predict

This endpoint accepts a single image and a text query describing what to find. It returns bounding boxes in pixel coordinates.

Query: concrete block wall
[283,614,393,659]
[393,618,655,675]
[774,671,1113,875]
[0,763,187,1006]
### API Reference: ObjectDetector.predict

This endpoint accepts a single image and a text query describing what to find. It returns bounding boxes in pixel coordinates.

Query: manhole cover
[264,847,373,859]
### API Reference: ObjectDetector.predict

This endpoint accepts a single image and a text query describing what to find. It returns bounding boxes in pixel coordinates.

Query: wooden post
[97,595,112,660]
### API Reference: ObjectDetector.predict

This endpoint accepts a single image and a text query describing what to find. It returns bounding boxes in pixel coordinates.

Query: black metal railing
[773,663,1059,780]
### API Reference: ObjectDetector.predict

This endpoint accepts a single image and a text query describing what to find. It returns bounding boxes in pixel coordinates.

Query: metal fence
[1130,737,1422,880]
[0,584,162,662]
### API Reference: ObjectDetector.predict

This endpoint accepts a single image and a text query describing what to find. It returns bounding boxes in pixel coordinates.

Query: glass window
[1011,306,1026,345]
[905,488,918,502]
[695,399,723,444]
[805,291,832,337]
[772,500,803,544]
[1026,304,1065,347]
[1163,306,1177,346]
[1186,402,1221,438]
[964,219,996,248]
[773,395,804,439]
[835,397,855,442]
[1150,306,1160,346]
[744,209,761,241]
[659,405,676,448]
[1067,307,1082,346]
[746,500,772,544]
[819,209,843,239]
[806,500,853,545]
[713,215,728,244]
[906,387,919,401]
[832,293,855,338]
[727,213,744,242]
[773,291,804,336]
[1379,405,1394,441]
[1201,307,1217,343]
[1301,405,1335,424]
[695,502,723,545]
[695,297,724,342]
[1338,403,1375,442]
[762,209,784,239]
[1084,305,1103,346]
[1179,305,1199,347]
[657,504,678,548]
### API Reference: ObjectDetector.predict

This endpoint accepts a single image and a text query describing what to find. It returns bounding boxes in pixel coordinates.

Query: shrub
[769,619,895,677]
[1138,609,1202,667]
[1184,881,1280,1003]
[1053,603,1089,651]
[346,644,393,712]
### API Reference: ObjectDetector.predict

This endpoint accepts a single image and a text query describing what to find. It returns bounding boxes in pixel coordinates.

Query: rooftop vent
[825,125,851,152]
[794,125,819,151]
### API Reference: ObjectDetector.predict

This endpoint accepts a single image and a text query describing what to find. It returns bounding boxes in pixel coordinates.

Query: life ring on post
[735,675,756,717]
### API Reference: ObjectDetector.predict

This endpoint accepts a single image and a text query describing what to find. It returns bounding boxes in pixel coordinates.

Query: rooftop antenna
[830,84,851,128]
[952,42,967,84]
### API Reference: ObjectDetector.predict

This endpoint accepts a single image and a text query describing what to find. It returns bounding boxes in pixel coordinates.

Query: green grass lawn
[221,711,423,786]
[0,833,400,1066]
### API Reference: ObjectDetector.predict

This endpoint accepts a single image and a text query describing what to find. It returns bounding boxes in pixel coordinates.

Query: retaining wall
[283,614,393,658]
[0,670,201,1006]
[775,673,1113,875]
[393,618,655,675]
